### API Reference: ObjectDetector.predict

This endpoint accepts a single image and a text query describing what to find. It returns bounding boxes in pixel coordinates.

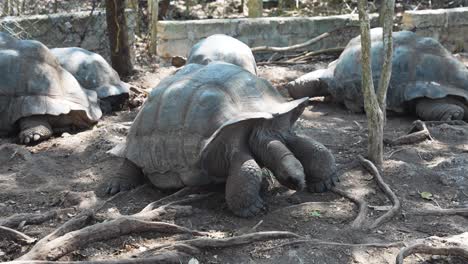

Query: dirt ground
[0,59,467,263]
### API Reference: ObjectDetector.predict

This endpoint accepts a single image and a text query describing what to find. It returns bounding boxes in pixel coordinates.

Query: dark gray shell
[328,28,468,112]
[187,34,257,75]
[123,62,307,186]
[51,47,130,99]
[0,33,102,135]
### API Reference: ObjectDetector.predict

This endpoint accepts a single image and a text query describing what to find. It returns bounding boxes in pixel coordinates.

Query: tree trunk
[148,0,158,54]
[3,0,10,16]
[244,0,262,17]
[357,0,384,166]
[106,0,134,77]
[377,0,395,115]
[126,0,140,34]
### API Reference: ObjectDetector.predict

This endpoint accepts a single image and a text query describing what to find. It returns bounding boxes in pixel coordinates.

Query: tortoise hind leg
[226,151,265,217]
[415,98,464,121]
[18,115,53,145]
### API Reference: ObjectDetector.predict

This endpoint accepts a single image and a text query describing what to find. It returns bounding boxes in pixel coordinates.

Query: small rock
[188,258,199,264]
[171,56,187,67]
[61,132,71,138]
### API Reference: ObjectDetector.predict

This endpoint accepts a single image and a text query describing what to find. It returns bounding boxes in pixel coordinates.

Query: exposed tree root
[5,251,188,264]
[17,192,212,261]
[19,217,205,261]
[395,232,468,264]
[424,120,467,127]
[358,155,401,229]
[408,207,468,217]
[261,238,404,252]
[0,208,76,228]
[0,225,36,244]
[145,231,302,254]
[331,187,369,229]
[388,120,433,146]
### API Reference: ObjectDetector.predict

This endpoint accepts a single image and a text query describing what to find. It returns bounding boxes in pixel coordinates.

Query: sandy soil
[0,61,467,264]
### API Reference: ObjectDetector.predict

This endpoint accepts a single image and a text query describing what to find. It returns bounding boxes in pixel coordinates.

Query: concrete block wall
[157,7,468,59]
[402,7,468,52]
[157,14,379,59]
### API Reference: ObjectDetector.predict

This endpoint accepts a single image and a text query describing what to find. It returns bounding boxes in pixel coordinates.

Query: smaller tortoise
[0,33,102,144]
[287,28,468,121]
[187,34,257,75]
[51,47,130,112]
[108,62,337,217]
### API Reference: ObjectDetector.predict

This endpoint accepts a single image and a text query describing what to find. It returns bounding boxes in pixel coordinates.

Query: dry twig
[251,31,333,52]
[0,225,36,244]
[388,120,433,146]
[0,208,76,228]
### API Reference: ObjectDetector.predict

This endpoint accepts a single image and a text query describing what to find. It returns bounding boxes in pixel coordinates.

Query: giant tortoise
[0,32,101,144]
[187,34,257,75]
[51,47,130,112]
[287,28,468,121]
[107,62,337,217]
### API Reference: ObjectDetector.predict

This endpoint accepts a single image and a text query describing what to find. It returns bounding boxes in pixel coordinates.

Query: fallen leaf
[310,210,321,217]
[420,192,433,200]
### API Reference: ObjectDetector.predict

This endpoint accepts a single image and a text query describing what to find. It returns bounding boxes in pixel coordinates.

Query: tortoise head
[286,69,332,99]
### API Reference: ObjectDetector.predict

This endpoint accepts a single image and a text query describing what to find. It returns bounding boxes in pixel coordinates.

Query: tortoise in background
[187,34,258,75]
[287,28,468,121]
[108,62,337,217]
[51,47,130,112]
[0,33,101,144]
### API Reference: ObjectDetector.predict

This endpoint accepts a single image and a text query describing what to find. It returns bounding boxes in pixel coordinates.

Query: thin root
[331,187,368,229]
[358,155,401,229]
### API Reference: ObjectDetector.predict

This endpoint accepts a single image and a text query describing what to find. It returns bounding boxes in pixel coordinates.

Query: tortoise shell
[0,33,101,135]
[329,28,468,112]
[51,47,130,99]
[187,34,257,75]
[123,62,307,186]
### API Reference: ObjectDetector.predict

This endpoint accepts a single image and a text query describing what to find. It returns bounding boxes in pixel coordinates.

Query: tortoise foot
[226,157,266,218]
[106,159,144,195]
[284,134,338,193]
[231,196,266,218]
[416,98,465,121]
[18,116,53,145]
[307,172,339,193]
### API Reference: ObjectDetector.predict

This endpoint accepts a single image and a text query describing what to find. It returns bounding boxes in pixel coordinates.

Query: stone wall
[157,14,379,59]
[402,7,468,52]
[0,9,136,62]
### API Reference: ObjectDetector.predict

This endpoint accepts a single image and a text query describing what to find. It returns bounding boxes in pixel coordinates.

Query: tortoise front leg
[107,158,145,195]
[226,151,265,217]
[415,98,465,121]
[249,132,306,191]
[284,134,338,193]
[18,115,53,144]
